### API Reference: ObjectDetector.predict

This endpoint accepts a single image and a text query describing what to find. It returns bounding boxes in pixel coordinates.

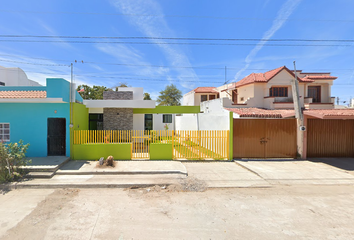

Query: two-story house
[218,66,336,110]
[181,66,354,159]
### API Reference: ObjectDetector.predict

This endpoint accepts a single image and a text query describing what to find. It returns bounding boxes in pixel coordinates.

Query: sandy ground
[1,184,354,240]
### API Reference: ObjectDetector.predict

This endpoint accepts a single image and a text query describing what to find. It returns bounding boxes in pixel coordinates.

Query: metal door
[233,119,296,158]
[47,118,66,156]
[307,119,354,157]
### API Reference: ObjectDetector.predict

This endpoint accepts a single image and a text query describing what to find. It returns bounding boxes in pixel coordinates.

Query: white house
[83,87,196,131]
[0,65,41,86]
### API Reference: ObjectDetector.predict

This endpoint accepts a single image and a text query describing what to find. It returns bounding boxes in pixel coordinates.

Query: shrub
[0,140,30,183]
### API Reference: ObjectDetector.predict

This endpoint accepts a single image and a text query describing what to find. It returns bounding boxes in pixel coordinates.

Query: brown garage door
[233,119,297,158]
[307,119,354,157]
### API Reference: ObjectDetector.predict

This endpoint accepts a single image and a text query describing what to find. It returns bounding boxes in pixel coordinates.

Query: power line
[1,35,354,43]
[0,9,353,23]
[0,59,69,67]
[0,40,352,47]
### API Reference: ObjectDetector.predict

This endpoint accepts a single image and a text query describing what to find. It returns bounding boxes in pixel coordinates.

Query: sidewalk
[3,158,354,190]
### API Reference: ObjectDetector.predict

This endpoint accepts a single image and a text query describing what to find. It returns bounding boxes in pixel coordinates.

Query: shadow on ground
[309,158,354,172]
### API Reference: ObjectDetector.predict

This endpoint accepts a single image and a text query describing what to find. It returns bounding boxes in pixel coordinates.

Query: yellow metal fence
[73,130,229,160]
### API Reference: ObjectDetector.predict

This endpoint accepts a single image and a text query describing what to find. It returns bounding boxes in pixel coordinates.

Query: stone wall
[103,108,133,130]
[103,91,133,100]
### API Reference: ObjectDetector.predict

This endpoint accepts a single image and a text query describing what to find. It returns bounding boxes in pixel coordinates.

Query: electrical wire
[0,9,353,23]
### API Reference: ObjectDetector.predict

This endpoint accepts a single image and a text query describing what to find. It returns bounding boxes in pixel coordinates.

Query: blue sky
[0,0,353,103]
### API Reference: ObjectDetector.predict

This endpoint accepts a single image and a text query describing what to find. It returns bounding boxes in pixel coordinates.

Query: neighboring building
[217,66,337,110]
[0,78,83,157]
[350,98,354,108]
[182,87,219,106]
[0,65,41,86]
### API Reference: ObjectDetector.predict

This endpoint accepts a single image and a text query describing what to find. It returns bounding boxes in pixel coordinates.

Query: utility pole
[225,66,227,85]
[69,63,73,128]
[291,61,304,159]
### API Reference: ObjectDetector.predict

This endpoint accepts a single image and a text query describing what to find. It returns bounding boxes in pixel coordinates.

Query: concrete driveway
[310,158,354,176]
[235,159,354,185]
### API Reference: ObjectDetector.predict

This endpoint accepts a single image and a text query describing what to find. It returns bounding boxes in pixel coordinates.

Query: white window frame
[0,123,10,142]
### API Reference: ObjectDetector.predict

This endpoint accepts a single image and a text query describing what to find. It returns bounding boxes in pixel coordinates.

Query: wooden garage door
[307,119,354,157]
[233,119,297,158]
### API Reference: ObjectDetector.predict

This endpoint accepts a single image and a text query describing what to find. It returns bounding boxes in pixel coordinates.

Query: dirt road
[1,184,354,239]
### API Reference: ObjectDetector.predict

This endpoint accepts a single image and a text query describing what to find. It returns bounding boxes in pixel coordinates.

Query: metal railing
[73,130,229,160]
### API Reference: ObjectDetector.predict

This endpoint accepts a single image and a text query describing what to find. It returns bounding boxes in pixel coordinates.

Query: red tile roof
[304,109,354,119]
[192,87,218,93]
[234,66,338,88]
[225,107,295,118]
[0,91,47,98]
[302,75,337,80]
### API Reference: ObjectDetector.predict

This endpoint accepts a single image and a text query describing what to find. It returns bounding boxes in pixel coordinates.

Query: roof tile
[193,87,218,93]
[0,91,47,99]
[225,107,295,118]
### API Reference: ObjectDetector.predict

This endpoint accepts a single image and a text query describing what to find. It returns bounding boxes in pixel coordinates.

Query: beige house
[218,66,337,110]
[182,87,219,106]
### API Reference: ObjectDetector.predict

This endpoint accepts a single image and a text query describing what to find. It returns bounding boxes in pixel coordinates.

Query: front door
[47,118,66,156]
[308,86,321,103]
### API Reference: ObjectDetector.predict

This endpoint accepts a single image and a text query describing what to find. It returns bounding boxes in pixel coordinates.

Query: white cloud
[110,0,199,89]
[234,0,303,80]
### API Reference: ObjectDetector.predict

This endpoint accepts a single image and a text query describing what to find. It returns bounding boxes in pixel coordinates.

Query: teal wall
[0,78,72,157]
[0,103,70,157]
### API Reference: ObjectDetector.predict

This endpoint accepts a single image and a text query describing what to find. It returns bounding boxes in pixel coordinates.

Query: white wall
[133,114,145,130]
[0,66,41,86]
[175,114,198,130]
[182,91,195,106]
[176,112,230,131]
[133,113,176,131]
[153,114,175,131]
[118,87,144,100]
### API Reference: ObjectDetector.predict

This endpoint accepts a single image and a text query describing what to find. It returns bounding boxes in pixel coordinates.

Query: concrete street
[1,186,354,240]
[2,158,354,239]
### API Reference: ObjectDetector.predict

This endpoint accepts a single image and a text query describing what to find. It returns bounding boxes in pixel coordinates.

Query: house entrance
[47,118,66,156]
[233,119,297,158]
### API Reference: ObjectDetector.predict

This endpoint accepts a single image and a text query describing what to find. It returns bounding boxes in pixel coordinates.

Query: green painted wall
[133,106,200,114]
[150,143,173,160]
[229,111,233,160]
[72,143,131,160]
[72,103,89,130]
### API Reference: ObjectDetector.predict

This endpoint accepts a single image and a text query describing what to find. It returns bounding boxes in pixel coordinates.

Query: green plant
[0,140,30,183]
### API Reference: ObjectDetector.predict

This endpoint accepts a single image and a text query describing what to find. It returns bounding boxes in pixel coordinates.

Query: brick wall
[103,108,133,130]
[103,91,133,100]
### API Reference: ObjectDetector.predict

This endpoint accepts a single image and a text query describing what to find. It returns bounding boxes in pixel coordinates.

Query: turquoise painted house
[0,78,84,157]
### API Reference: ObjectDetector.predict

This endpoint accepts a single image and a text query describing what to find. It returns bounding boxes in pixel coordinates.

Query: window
[209,95,216,100]
[269,87,288,97]
[144,114,153,131]
[0,123,10,142]
[201,95,207,102]
[163,114,172,123]
[0,81,5,86]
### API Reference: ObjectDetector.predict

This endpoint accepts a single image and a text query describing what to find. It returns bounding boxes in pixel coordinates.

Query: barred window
[163,114,172,123]
[269,87,288,97]
[0,123,10,142]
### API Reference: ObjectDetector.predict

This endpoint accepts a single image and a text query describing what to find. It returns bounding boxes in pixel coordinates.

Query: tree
[76,85,112,100]
[156,84,182,106]
[0,140,30,183]
[112,82,129,91]
[143,92,152,100]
